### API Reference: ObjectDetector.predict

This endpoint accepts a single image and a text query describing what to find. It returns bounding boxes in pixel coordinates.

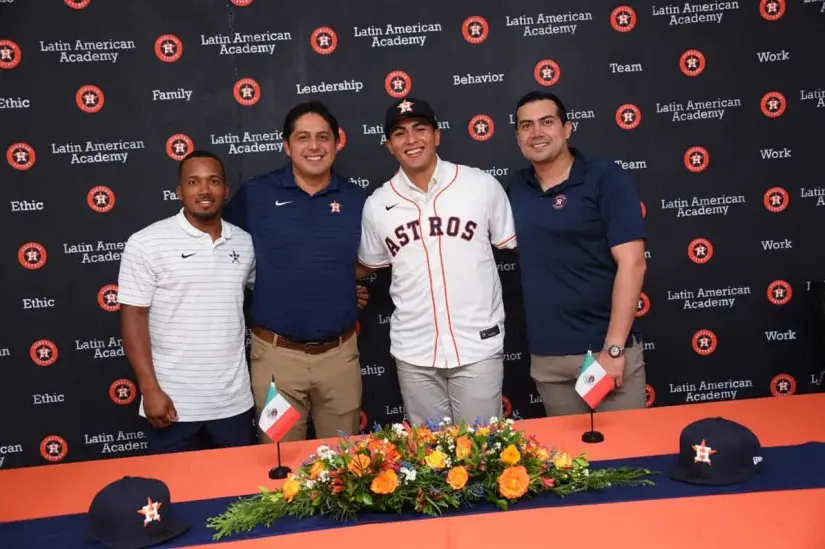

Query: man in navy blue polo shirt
[222,101,367,442]
[508,91,648,417]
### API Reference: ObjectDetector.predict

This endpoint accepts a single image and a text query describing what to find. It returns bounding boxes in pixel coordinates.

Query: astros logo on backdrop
[155,35,183,63]
[680,50,706,77]
[684,146,710,173]
[468,114,494,141]
[385,71,412,98]
[311,27,338,55]
[615,104,641,130]
[462,16,489,44]
[767,280,792,305]
[644,385,655,407]
[501,396,512,418]
[0,40,22,69]
[7,143,36,171]
[759,0,786,21]
[764,187,789,213]
[30,339,58,367]
[234,78,261,106]
[98,285,120,312]
[18,242,47,270]
[360,410,368,433]
[76,85,104,113]
[533,59,561,87]
[610,6,637,32]
[692,330,718,356]
[40,435,68,463]
[109,379,137,405]
[688,238,713,264]
[87,186,115,213]
[640,201,646,218]
[761,91,786,117]
[166,134,193,161]
[64,0,91,9]
[636,292,650,317]
[770,373,796,396]
[230,0,254,6]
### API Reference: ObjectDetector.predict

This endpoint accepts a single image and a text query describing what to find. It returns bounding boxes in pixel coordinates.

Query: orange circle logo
[234,78,260,106]
[684,146,710,172]
[7,142,36,170]
[155,34,183,62]
[761,91,786,118]
[760,0,785,21]
[636,292,650,317]
[30,339,59,367]
[0,40,21,70]
[680,49,705,77]
[645,384,655,407]
[692,330,718,356]
[109,379,137,405]
[767,280,792,305]
[311,27,338,55]
[40,435,68,463]
[770,373,796,396]
[533,59,561,87]
[468,115,495,141]
[87,186,115,213]
[688,238,713,264]
[385,70,412,98]
[359,410,368,433]
[462,16,489,44]
[610,6,637,32]
[76,85,104,113]
[615,104,641,130]
[18,242,47,270]
[65,0,91,8]
[763,187,789,213]
[98,284,120,312]
[641,201,646,218]
[502,396,512,418]
[336,127,346,152]
[166,134,193,161]
[231,0,253,5]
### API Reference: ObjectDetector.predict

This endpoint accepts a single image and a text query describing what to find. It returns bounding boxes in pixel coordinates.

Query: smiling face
[284,112,337,180]
[385,117,440,176]
[515,98,572,165]
[177,156,228,222]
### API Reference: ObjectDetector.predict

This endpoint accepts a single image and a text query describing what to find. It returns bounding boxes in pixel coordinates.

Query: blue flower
[468,483,484,498]
[337,429,350,439]
[400,460,415,469]
[371,421,383,433]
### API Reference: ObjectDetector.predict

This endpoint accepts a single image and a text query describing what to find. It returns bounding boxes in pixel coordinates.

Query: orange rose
[455,436,473,460]
[425,450,447,470]
[500,444,521,465]
[282,478,301,502]
[446,466,469,490]
[498,466,530,499]
[370,469,399,495]
[348,454,372,477]
[368,439,401,464]
[310,460,326,480]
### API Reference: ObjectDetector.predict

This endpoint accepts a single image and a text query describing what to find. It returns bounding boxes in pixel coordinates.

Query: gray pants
[395,355,504,426]
[530,337,647,417]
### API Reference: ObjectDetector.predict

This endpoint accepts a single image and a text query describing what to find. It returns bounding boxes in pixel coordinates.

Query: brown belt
[251,325,355,355]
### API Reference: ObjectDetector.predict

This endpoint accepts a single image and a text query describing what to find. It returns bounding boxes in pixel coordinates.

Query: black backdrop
[2,0,825,469]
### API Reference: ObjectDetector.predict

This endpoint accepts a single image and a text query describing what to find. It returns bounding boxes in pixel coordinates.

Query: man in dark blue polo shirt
[508,91,648,417]
[222,101,367,442]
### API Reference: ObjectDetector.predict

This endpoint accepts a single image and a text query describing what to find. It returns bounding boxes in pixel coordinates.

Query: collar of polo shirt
[175,208,232,243]
[396,155,447,195]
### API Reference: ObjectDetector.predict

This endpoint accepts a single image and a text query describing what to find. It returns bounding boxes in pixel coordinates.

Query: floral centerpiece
[207,416,656,539]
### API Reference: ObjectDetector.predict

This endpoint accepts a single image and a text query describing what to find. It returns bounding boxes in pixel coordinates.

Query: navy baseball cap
[86,476,189,549]
[667,417,764,485]
[384,97,438,138]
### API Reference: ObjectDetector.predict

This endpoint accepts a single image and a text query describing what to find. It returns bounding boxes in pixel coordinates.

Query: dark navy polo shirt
[222,164,366,342]
[508,148,646,356]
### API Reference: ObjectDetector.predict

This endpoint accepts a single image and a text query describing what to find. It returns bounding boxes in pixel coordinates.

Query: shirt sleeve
[246,256,256,290]
[222,181,250,232]
[487,174,518,249]
[599,163,646,248]
[357,197,392,268]
[117,236,156,307]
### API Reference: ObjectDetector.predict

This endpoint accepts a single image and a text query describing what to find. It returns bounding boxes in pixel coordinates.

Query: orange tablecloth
[2,394,825,548]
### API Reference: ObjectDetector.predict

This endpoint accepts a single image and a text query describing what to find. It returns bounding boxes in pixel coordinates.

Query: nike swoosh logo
[275,200,293,206]
[385,204,399,210]
[181,253,196,258]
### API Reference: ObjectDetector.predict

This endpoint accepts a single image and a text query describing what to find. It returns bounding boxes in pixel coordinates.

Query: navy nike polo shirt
[222,164,366,342]
[508,148,646,356]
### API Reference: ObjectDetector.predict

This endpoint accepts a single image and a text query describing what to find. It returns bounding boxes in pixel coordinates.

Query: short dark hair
[178,150,226,182]
[282,101,340,142]
[514,91,569,125]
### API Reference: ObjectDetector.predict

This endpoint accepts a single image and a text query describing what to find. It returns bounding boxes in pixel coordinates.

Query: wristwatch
[604,344,624,359]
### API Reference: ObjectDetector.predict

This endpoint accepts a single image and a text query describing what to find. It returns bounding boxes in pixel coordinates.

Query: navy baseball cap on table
[86,476,189,549]
[384,97,438,137]
[668,417,764,486]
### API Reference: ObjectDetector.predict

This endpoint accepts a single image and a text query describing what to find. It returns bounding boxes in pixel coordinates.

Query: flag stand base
[269,465,291,479]
[581,430,604,443]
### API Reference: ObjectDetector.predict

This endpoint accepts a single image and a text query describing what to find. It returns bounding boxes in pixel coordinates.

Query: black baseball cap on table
[86,476,189,549]
[384,97,439,138]
[667,417,764,486]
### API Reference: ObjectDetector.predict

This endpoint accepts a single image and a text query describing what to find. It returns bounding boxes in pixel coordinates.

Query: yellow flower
[498,466,530,499]
[476,426,490,436]
[455,436,473,460]
[500,444,521,465]
[447,466,469,490]
[425,450,447,470]
[348,454,372,477]
[370,469,399,495]
[553,451,573,469]
[282,478,301,502]
[310,460,326,480]
[535,447,550,461]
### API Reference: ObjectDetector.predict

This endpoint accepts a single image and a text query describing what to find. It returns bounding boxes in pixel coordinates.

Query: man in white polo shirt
[117,150,257,454]
[356,98,517,426]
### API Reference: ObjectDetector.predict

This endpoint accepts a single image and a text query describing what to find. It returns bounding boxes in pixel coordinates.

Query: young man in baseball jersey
[356,97,517,426]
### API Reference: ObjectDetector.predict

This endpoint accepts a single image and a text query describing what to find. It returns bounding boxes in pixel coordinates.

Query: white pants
[394,355,504,426]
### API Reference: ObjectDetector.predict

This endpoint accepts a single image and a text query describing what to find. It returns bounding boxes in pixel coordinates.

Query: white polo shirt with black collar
[117,208,256,422]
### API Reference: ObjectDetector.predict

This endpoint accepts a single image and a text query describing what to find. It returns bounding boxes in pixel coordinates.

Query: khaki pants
[249,330,362,442]
[531,337,646,417]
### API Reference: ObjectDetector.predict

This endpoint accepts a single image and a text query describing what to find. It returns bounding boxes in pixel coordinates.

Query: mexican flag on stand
[575,350,615,409]
[259,375,300,442]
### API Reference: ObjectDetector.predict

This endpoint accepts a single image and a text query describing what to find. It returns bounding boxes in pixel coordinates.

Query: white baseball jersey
[358,157,517,369]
